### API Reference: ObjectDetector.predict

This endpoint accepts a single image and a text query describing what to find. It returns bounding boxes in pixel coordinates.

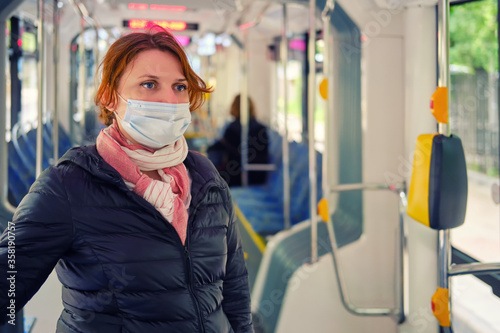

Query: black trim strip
[451,0,485,5]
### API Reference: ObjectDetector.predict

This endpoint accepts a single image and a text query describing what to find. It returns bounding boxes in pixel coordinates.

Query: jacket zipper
[182,183,221,333]
[184,245,205,333]
[127,181,223,332]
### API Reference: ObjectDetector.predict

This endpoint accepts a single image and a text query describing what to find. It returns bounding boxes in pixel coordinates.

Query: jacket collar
[57,146,228,203]
[183,151,228,204]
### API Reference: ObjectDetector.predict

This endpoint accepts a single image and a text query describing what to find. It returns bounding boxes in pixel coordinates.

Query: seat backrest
[251,220,331,333]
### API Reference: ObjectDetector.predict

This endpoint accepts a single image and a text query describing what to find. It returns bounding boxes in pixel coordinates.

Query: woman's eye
[141,82,155,89]
[175,84,187,92]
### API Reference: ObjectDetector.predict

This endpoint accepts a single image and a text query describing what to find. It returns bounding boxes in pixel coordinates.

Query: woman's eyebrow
[138,74,160,80]
[137,75,187,82]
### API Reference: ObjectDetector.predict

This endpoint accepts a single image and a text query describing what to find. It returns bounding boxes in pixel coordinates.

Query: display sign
[123,20,198,31]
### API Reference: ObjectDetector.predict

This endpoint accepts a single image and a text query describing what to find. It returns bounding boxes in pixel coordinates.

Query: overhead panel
[256,0,309,3]
[373,0,437,7]
[0,0,24,17]
[109,0,238,11]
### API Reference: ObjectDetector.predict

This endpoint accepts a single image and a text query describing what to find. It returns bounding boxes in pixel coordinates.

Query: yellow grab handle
[431,87,448,124]
[319,78,328,100]
[431,287,451,327]
[318,198,329,223]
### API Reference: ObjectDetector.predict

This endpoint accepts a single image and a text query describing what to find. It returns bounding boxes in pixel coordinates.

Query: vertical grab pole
[437,0,452,331]
[78,16,86,142]
[240,29,249,187]
[321,1,334,230]
[437,0,450,137]
[36,0,46,177]
[53,0,60,161]
[281,4,291,230]
[308,0,318,263]
[94,26,100,74]
[397,186,409,323]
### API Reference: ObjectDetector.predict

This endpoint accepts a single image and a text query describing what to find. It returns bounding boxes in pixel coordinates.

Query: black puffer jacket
[0,145,253,333]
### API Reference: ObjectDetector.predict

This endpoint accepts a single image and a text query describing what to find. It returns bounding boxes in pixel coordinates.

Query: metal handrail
[316,1,409,322]
[236,2,271,30]
[68,0,102,145]
[281,3,291,230]
[321,0,334,235]
[330,183,405,192]
[53,0,60,161]
[240,30,249,186]
[244,164,277,171]
[325,182,408,323]
[68,0,102,30]
[449,262,500,276]
[436,1,452,331]
[308,0,318,263]
[237,2,274,186]
[36,0,45,178]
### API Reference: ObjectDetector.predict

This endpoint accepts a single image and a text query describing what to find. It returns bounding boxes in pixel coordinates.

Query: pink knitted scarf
[96,121,190,244]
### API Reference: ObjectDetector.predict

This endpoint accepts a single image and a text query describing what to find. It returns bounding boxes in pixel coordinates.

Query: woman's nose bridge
[160,87,178,103]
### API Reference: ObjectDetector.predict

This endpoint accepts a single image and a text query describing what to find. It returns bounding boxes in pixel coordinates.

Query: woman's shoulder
[33,145,120,193]
[29,146,98,194]
[185,151,219,178]
[56,145,99,168]
[185,151,228,188]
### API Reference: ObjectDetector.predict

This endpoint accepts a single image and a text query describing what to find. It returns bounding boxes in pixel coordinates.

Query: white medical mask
[115,94,191,149]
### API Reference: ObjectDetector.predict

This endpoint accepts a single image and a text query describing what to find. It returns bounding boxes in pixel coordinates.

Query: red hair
[95,26,212,125]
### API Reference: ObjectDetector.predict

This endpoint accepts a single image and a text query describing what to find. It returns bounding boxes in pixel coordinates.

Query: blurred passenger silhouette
[208,94,269,187]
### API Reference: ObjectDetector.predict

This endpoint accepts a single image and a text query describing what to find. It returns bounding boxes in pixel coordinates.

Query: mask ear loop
[114,93,128,121]
[114,111,124,121]
[117,93,128,104]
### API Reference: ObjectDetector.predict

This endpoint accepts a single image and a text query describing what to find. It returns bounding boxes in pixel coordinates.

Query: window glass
[449,0,500,330]
[449,0,499,263]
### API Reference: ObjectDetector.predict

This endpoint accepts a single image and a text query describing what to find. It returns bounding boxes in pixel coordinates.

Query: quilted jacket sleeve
[222,199,253,333]
[0,166,74,325]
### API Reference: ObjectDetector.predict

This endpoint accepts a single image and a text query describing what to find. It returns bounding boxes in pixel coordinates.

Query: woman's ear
[101,87,116,111]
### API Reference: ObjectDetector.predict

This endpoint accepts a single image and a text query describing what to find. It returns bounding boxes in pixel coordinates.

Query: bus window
[276,59,304,143]
[6,18,38,137]
[449,0,500,330]
[450,0,499,264]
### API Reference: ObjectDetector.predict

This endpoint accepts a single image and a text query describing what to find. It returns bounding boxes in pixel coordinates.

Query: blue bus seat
[24,127,52,170]
[8,121,74,206]
[8,142,33,190]
[0,310,24,333]
[45,121,74,157]
[21,129,39,168]
[11,124,33,172]
[230,133,323,235]
[8,135,35,206]
[8,164,29,206]
[0,205,14,233]
[24,316,36,333]
[251,220,332,333]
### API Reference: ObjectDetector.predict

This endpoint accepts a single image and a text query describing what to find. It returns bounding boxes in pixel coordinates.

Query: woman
[0,27,253,333]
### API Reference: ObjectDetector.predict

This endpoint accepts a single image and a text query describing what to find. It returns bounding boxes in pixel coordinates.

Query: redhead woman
[0,27,253,333]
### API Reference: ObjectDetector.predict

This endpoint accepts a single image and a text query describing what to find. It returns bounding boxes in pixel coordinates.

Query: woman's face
[113,49,189,143]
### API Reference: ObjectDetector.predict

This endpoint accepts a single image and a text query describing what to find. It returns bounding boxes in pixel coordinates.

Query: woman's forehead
[122,49,185,80]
